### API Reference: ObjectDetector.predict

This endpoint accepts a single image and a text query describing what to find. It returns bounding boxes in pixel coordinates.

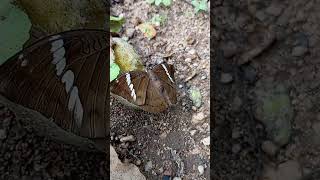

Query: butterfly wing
[110,67,175,113]
[151,62,177,105]
[0,29,109,138]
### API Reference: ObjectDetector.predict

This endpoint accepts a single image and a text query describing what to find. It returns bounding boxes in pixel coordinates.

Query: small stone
[200,75,207,80]
[178,84,183,89]
[261,140,279,156]
[221,41,238,58]
[232,144,241,153]
[135,159,142,166]
[231,96,242,112]
[173,177,181,180]
[192,112,206,124]
[198,165,204,175]
[145,161,153,172]
[125,28,135,38]
[160,132,167,139]
[277,160,302,180]
[266,3,283,16]
[190,130,197,136]
[120,135,135,142]
[220,73,233,84]
[201,136,210,146]
[185,58,192,63]
[0,129,7,140]
[291,46,308,57]
[231,129,240,139]
[186,36,196,45]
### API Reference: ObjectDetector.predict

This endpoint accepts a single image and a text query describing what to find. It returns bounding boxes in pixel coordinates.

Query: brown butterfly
[0,29,109,139]
[110,62,177,113]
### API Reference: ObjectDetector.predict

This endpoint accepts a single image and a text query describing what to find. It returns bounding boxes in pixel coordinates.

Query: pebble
[261,140,278,156]
[120,135,135,142]
[265,3,283,16]
[201,136,210,146]
[191,112,206,124]
[277,160,302,180]
[200,75,207,80]
[198,165,204,175]
[0,129,7,140]
[221,41,238,58]
[190,130,197,136]
[125,28,135,38]
[173,177,181,180]
[220,73,233,84]
[291,46,308,57]
[231,129,240,139]
[144,161,153,172]
[135,159,142,166]
[232,144,241,153]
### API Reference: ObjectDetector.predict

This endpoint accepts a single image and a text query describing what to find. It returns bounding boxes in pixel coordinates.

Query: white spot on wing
[125,73,136,101]
[21,60,28,67]
[61,70,74,93]
[68,86,83,129]
[50,39,64,52]
[49,35,61,41]
[56,58,66,76]
[161,64,174,83]
[18,54,23,59]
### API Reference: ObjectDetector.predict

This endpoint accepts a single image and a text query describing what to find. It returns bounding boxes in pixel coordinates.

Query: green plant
[191,0,208,13]
[110,15,125,33]
[150,14,167,26]
[146,0,171,7]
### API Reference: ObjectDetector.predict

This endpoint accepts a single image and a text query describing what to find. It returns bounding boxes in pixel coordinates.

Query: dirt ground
[213,0,320,179]
[111,0,210,179]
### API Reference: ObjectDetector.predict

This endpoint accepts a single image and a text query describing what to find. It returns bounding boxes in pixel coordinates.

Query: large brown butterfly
[110,62,177,113]
[0,29,109,138]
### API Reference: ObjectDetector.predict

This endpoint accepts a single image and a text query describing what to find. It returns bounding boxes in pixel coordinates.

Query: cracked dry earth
[111,0,210,179]
[214,0,320,179]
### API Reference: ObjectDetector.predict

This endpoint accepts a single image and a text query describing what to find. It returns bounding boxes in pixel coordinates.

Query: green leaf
[150,14,167,26]
[110,62,120,82]
[191,0,207,13]
[155,0,162,6]
[162,0,171,6]
[0,1,31,65]
[110,15,125,33]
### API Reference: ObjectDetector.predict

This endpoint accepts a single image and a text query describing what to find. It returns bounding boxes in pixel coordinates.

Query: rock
[110,145,146,180]
[231,96,242,112]
[291,46,308,57]
[261,160,302,180]
[144,161,153,172]
[125,28,135,38]
[232,144,241,154]
[312,121,320,144]
[120,135,135,142]
[261,140,279,156]
[201,136,210,146]
[189,88,202,108]
[173,177,181,180]
[198,165,204,175]
[220,41,238,58]
[254,81,293,146]
[191,112,206,124]
[231,128,240,139]
[265,3,283,16]
[277,160,302,180]
[220,73,233,84]
[0,129,7,140]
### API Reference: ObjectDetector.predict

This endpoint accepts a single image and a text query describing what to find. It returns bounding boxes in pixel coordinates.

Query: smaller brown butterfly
[110,62,177,113]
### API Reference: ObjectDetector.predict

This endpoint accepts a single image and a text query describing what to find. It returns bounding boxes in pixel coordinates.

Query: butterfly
[110,62,177,113]
[0,29,109,138]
